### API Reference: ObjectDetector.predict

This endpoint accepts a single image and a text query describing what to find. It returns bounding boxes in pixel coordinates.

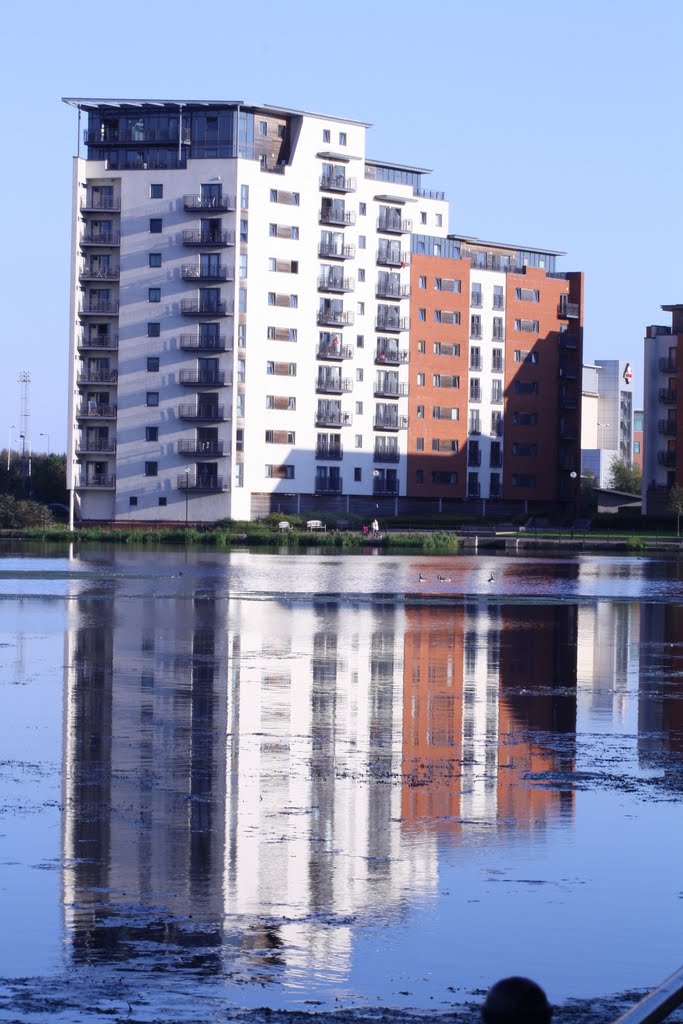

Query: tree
[668,485,683,538]
[608,457,642,495]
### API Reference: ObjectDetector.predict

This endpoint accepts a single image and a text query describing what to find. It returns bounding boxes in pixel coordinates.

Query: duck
[487,573,494,583]
[419,573,427,582]
[437,574,452,583]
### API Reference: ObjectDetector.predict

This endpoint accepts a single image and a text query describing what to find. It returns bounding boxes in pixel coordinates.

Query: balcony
[79,301,119,316]
[659,419,677,436]
[75,439,116,454]
[317,309,354,327]
[314,478,343,495]
[80,196,120,212]
[76,474,116,489]
[467,484,481,499]
[177,474,228,492]
[76,403,117,420]
[177,440,226,457]
[373,479,399,495]
[314,410,351,428]
[183,194,235,211]
[468,452,482,467]
[80,230,120,246]
[470,326,483,340]
[179,334,228,352]
[318,274,354,293]
[79,265,119,281]
[180,300,229,317]
[181,264,232,281]
[373,415,408,431]
[319,208,356,227]
[559,365,578,380]
[84,126,191,146]
[376,216,412,234]
[315,442,343,460]
[559,300,580,319]
[375,342,407,365]
[658,451,676,466]
[374,380,408,398]
[559,334,579,350]
[77,370,118,385]
[179,370,227,387]
[470,295,483,308]
[375,281,410,299]
[560,395,578,410]
[470,389,482,403]
[490,454,503,469]
[659,388,678,404]
[78,334,118,351]
[316,375,353,394]
[318,242,356,260]
[375,314,409,333]
[317,341,353,360]
[178,405,226,422]
[376,248,410,267]
[319,174,357,192]
[374,447,400,463]
[182,229,234,247]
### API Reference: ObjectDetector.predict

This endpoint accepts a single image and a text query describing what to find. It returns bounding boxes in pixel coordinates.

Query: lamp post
[40,432,50,455]
[184,466,191,529]
[7,425,14,471]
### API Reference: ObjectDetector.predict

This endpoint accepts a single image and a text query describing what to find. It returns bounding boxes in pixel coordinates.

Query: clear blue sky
[2,0,681,454]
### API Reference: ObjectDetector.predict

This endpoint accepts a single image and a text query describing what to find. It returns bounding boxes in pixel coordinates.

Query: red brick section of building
[504,268,584,504]
[407,255,470,498]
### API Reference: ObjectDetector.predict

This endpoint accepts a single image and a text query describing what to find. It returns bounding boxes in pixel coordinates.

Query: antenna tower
[17,371,31,494]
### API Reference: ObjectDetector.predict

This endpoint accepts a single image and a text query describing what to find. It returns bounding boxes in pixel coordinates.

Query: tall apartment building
[65,98,583,523]
[581,359,635,487]
[643,306,683,514]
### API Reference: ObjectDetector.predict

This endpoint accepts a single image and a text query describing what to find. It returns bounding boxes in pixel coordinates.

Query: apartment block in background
[581,359,635,487]
[643,307,683,514]
[65,98,583,523]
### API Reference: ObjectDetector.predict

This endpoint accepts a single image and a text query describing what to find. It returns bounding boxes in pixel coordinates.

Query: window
[148,288,161,303]
[491,411,502,435]
[240,219,248,242]
[240,184,249,209]
[491,380,503,403]
[436,213,443,227]
[415,470,424,484]
[417,373,425,386]
[434,310,442,323]
[417,340,425,353]
[417,405,424,419]
[356,368,364,381]
[291,226,299,239]
[339,131,347,145]
[513,381,539,395]
[493,285,504,309]
[419,276,427,289]
[158,496,167,507]
[268,292,276,305]
[358,268,365,282]
[357,301,365,315]
[258,120,267,136]
[270,189,278,202]
[146,357,159,372]
[289,294,297,308]
[355,434,362,448]
[514,349,539,363]
[471,284,482,307]
[356,334,364,348]
[493,316,504,339]
[492,348,503,372]
[144,461,158,477]
[512,411,538,425]
[150,184,163,199]
[515,319,540,333]
[359,202,366,216]
[354,467,362,482]
[145,427,158,441]
[515,288,540,302]
[358,235,366,249]
[432,471,458,485]
[323,129,331,143]
[292,193,300,205]
[146,392,159,407]
[239,288,247,313]
[355,401,363,414]
[149,218,162,233]
[129,496,138,507]
[147,322,160,337]
[268,257,277,271]
[418,308,426,321]
[266,361,274,374]
[149,253,162,268]
[512,443,538,457]
[421,212,427,224]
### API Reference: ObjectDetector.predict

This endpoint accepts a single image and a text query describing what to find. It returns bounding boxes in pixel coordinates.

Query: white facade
[66,99,447,523]
[580,359,635,487]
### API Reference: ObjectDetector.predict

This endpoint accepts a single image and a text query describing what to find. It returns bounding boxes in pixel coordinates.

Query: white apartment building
[64,98,448,524]
[581,359,635,487]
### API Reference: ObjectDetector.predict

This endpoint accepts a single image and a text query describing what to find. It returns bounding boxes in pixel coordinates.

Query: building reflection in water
[62,585,579,984]
[639,604,683,766]
[402,604,577,830]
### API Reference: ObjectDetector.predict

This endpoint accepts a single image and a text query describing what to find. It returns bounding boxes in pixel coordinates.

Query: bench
[306,519,326,532]
[278,521,292,532]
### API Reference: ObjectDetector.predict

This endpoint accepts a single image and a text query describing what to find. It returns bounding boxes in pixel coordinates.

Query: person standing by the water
[371,518,379,537]
[481,977,552,1024]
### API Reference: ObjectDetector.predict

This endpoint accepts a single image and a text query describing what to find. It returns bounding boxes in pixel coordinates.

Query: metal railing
[318,275,354,292]
[77,370,118,384]
[181,264,232,281]
[374,448,400,463]
[317,309,354,326]
[177,440,226,456]
[76,403,117,419]
[180,300,228,316]
[179,334,227,351]
[318,243,356,259]
[182,229,234,246]
[375,315,409,332]
[315,376,353,393]
[81,230,120,245]
[610,964,683,1024]
[319,209,356,226]
[79,302,119,316]
[377,217,412,233]
[178,405,226,421]
[78,334,118,350]
[177,474,227,491]
[319,174,357,192]
[376,249,410,266]
[315,443,343,460]
[75,439,116,453]
[79,265,119,280]
[179,370,227,386]
[183,194,235,211]
[76,474,116,488]
[317,343,353,360]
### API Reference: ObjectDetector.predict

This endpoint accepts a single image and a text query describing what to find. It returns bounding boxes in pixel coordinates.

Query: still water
[1,546,683,1023]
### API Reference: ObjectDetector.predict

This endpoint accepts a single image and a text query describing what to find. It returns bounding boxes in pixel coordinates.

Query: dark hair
[481,977,552,1024]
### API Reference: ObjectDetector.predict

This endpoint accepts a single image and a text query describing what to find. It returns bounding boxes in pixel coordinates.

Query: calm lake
[1,545,682,1023]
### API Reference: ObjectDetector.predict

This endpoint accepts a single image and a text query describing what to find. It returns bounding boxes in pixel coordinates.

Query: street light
[7,425,14,471]
[184,466,191,529]
[40,432,50,454]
